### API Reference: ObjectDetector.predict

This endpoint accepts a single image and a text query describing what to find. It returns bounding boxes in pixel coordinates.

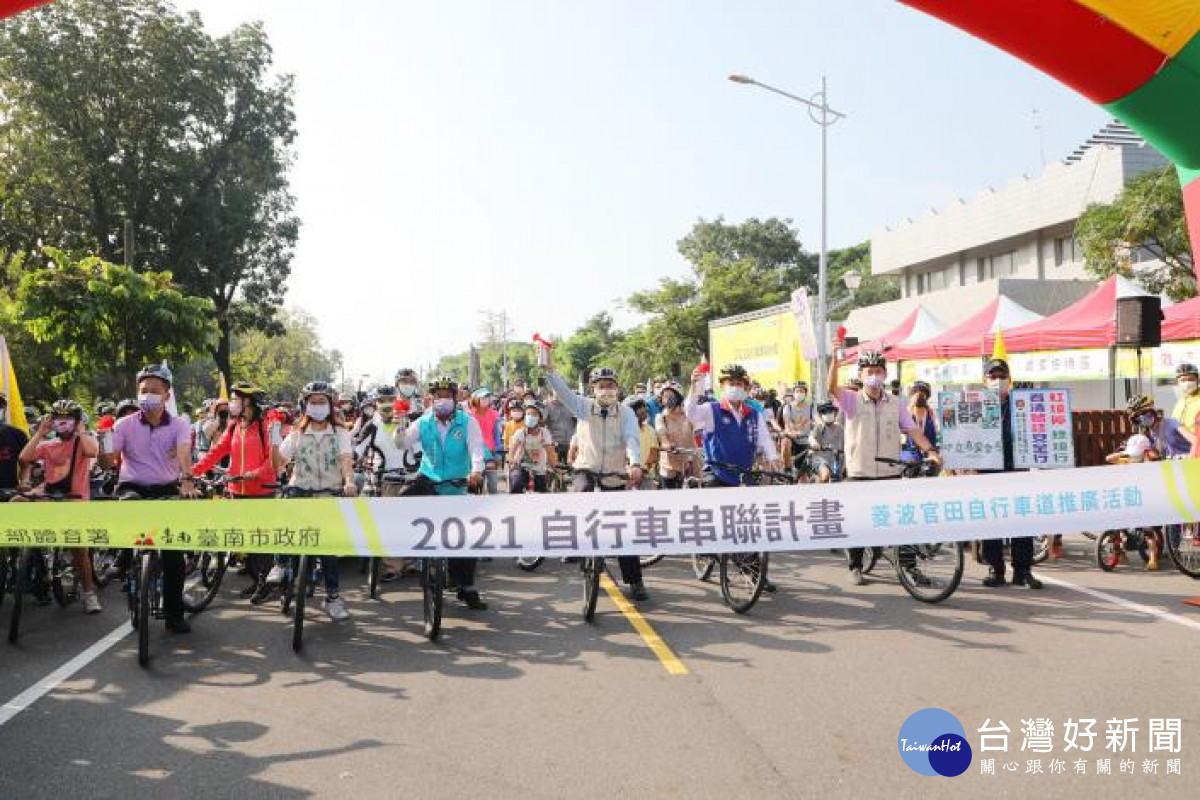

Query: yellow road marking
[599,573,688,676]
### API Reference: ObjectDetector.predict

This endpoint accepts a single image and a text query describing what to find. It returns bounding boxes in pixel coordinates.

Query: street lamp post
[728,73,846,397]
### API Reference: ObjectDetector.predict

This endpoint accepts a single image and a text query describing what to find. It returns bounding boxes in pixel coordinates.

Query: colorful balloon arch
[1,0,1198,278]
[901,0,1200,281]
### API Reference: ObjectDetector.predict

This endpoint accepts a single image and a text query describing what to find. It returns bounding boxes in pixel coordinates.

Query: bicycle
[277,485,343,653]
[1,491,87,645]
[853,455,964,604]
[367,468,419,599]
[689,461,790,614]
[1163,522,1200,579]
[418,477,468,641]
[1095,527,1156,571]
[187,473,279,613]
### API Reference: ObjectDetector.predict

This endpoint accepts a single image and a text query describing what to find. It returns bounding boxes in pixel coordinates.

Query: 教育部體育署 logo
[898,708,972,777]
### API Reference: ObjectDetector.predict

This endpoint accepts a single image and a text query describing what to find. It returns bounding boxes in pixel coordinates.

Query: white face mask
[821,413,836,424]
[139,392,165,413]
[1177,379,1198,398]
[433,398,455,417]
[305,402,330,421]
[862,375,885,391]
[399,384,417,398]
[794,393,807,404]
[595,388,618,406]
[723,386,747,404]
[986,378,1009,392]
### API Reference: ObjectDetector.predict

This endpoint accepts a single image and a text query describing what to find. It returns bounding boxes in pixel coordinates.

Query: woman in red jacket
[192,381,280,599]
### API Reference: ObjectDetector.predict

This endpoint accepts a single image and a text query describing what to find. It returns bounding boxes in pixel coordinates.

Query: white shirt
[278,424,353,462]
[402,411,485,473]
[352,411,406,470]
[683,390,779,461]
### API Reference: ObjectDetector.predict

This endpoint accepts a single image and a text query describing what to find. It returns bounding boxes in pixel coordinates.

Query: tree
[436,341,541,391]
[229,309,341,402]
[826,242,900,313]
[555,312,622,386]
[0,0,299,378]
[15,248,215,397]
[1076,166,1196,300]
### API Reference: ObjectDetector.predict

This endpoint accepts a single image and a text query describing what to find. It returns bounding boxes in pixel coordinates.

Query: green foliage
[0,0,299,377]
[1076,166,1195,300]
[15,248,215,397]
[229,309,341,402]
[437,341,543,391]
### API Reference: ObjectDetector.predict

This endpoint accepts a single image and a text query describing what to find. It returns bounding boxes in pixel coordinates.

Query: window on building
[1054,236,1078,267]
[989,251,1016,277]
[976,257,986,282]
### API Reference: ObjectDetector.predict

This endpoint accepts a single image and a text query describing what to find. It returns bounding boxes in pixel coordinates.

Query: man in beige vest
[827,349,939,585]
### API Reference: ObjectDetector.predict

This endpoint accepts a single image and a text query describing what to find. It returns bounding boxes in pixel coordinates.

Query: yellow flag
[991,327,1008,363]
[0,335,29,434]
[218,371,229,402]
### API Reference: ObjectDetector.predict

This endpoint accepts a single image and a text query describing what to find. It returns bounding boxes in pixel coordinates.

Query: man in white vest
[827,349,939,585]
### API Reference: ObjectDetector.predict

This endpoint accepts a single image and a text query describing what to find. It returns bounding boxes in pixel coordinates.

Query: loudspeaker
[1116,296,1161,347]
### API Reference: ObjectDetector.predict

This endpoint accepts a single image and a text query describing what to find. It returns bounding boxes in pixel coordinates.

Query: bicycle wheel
[719,552,768,614]
[580,556,602,622]
[422,558,445,640]
[0,552,10,609]
[51,552,72,608]
[515,556,545,572]
[292,555,309,653]
[183,551,226,614]
[1164,523,1200,579]
[862,547,879,575]
[1032,535,1050,564]
[639,555,665,568]
[137,552,155,667]
[691,554,716,581]
[92,549,118,588]
[8,548,31,644]
[1095,531,1121,572]
[368,557,381,600]
[895,542,963,603]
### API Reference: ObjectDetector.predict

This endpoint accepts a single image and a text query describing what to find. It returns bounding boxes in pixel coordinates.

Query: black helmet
[395,368,417,382]
[817,401,837,415]
[909,381,931,396]
[300,381,336,405]
[49,399,83,420]
[95,400,115,416]
[135,363,173,387]
[371,385,397,401]
[1126,394,1155,418]
[116,398,139,416]
[718,364,750,384]
[1176,362,1199,379]
[230,381,267,404]
[857,350,886,368]
[428,375,458,393]
[589,367,618,384]
[984,358,1010,377]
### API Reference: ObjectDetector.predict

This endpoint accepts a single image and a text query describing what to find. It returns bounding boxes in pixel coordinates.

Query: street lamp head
[728,74,754,85]
[843,270,862,292]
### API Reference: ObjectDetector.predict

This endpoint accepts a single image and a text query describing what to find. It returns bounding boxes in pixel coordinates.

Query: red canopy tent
[1163,296,1200,341]
[0,1,51,17]
[842,307,919,363]
[888,296,1042,361]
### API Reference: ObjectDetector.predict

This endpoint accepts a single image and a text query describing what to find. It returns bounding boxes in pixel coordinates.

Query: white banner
[790,287,820,361]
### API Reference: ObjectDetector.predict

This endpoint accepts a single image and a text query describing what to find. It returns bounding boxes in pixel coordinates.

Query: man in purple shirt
[99,364,197,633]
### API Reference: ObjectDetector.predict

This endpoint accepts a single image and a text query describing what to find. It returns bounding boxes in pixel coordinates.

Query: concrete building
[846,121,1169,341]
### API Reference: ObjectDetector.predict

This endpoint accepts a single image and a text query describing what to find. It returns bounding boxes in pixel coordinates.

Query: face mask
[434,398,455,418]
[635,392,646,401]
[723,386,747,404]
[663,393,680,409]
[595,388,618,406]
[1135,413,1156,428]
[1177,380,1198,397]
[399,384,417,398]
[306,403,330,421]
[795,393,807,404]
[52,418,76,436]
[821,413,836,424]
[524,414,539,428]
[139,393,164,413]
[913,394,928,407]
[986,378,1009,391]
[862,375,885,391]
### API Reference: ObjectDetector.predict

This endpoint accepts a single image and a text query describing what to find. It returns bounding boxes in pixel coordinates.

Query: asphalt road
[0,536,1197,799]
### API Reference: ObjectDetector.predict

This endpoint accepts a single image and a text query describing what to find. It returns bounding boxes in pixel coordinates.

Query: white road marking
[0,621,131,727]
[1041,574,1200,632]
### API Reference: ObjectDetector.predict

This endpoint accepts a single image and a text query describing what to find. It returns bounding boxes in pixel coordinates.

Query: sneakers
[1147,557,1160,572]
[1013,572,1044,590]
[849,568,866,586]
[82,591,102,614]
[762,579,777,594]
[628,583,649,602]
[324,596,351,622]
[264,564,286,584]
[982,570,1007,588]
[457,588,488,610]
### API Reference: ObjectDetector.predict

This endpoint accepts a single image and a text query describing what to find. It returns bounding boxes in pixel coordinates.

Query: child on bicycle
[1105,395,1167,570]
[507,400,557,494]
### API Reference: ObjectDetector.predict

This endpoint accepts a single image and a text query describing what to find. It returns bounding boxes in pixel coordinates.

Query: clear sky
[181,0,1110,384]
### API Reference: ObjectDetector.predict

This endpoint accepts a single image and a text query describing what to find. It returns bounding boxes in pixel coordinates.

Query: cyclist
[685,363,784,592]
[467,387,504,494]
[399,375,489,610]
[94,400,116,434]
[507,399,557,494]
[780,381,813,473]
[394,368,424,421]
[627,398,659,489]
[97,364,198,633]
[906,381,938,452]
[655,381,699,489]
[17,400,102,613]
[544,389,577,467]
[0,392,30,493]
[277,381,358,621]
[827,349,939,586]
[353,385,406,476]
[807,401,844,483]
[1127,393,1190,460]
[545,355,650,601]
[501,399,526,453]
